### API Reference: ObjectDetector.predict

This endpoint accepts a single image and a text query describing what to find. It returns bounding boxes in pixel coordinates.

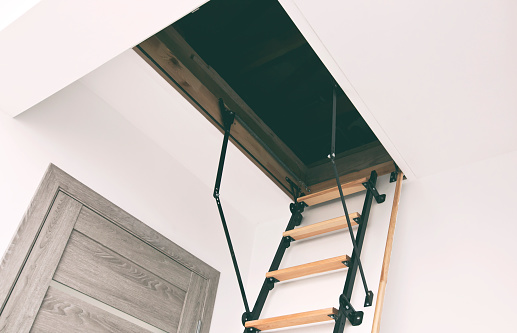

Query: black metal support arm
[328,83,372,305]
[213,99,252,317]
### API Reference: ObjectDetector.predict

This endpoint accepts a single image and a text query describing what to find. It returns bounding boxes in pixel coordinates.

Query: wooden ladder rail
[371,170,404,333]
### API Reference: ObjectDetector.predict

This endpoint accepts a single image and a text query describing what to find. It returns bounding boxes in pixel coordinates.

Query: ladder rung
[245,308,338,331]
[297,177,368,206]
[283,212,361,241]
[266,255,350,282]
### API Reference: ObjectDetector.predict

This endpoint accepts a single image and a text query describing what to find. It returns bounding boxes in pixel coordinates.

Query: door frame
[0,163,219,332]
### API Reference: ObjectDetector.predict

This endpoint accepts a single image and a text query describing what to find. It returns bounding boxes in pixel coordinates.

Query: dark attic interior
[135,0,395,199]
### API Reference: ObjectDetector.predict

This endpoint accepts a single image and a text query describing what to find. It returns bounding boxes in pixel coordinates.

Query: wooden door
[0,165,219,333]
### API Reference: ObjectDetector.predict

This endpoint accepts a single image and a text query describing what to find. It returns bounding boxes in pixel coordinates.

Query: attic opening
[135,0,395,197]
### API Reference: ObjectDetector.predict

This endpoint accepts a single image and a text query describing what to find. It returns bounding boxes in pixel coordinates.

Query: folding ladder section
[212,92,393,333]
[242,170,383,332]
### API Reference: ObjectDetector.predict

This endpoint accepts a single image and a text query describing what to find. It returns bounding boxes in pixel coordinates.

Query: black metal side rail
[243,201,305,332]
[333,170,380,332]
[328,82,384,331]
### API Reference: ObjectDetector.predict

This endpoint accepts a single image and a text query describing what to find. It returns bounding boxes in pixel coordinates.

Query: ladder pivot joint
[219,99,235,130]
[266,277,279,290]
[282,236,294,245]
[339,294,364,326]
[289,201,305,214]
[242,312,252,326]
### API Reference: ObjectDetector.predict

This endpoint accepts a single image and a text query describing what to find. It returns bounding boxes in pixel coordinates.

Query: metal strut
[329,83,372,303]
[213,99,251,317]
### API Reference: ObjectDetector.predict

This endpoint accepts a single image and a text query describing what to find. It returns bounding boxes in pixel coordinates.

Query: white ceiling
[2,0,517,180]
[0,0,207,117]
[281,0,517,178]
[0,0,40,31]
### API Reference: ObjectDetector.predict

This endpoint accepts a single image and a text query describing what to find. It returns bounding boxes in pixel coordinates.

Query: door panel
[53,230,186,332]
[30,286,152,333]
[0,165,219,333]
[178,273,208,333]
[0,192,82,333]
[74,207,191,290]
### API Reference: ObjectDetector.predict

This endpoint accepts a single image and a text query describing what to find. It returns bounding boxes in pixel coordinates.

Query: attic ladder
[213,86,392,332]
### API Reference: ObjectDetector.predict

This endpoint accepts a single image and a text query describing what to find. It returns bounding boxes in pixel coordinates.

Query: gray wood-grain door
[0,165,219,333]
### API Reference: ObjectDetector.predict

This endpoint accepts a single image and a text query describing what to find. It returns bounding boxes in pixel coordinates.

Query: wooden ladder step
[266,255,350,282]
[245,308,338,331]
[283,212,361,241]
[297,177,368,206]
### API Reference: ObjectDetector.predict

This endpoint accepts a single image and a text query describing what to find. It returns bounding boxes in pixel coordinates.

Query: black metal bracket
[245,328,260,333]
[339,294,364,326]
[266,277,279,291]
[242,312,252,326]
[362,179,386,204]
[364,290,374,307]
[389,171,398,183]
[221,100,235,132]
[286,177,304,202]
[390,163,407,183]
[283,235,294,245]
[290,202,307,215]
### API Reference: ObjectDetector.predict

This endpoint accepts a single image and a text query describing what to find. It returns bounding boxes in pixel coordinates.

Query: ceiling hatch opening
[136,0,395,197]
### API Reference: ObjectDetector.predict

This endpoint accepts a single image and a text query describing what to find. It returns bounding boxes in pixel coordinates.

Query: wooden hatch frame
[135,28,395,198]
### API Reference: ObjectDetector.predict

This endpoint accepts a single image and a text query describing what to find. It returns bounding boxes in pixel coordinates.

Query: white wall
[246,174,397,332]
[0,81,255,332]
[382,149,517,333]
[79,49,290,227]
[0,0,208,116]
[1,64,515,333]
[247,149,517,333]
